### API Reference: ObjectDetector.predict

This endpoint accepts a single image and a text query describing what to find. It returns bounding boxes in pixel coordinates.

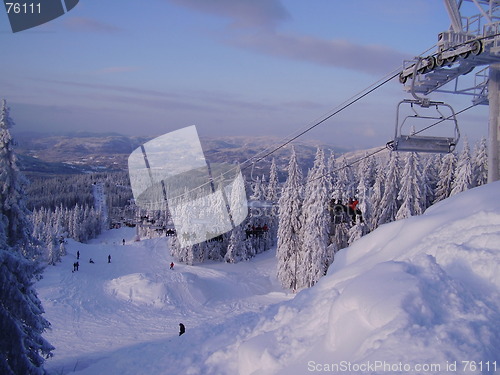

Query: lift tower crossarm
[444,0,463,32]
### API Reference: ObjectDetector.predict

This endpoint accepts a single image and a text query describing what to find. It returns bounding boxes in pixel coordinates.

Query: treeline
[26,172,133,265]
[31,204,104,264]
[276,137,489,290]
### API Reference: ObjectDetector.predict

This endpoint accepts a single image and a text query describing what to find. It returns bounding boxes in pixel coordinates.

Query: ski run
[37,181,500,375]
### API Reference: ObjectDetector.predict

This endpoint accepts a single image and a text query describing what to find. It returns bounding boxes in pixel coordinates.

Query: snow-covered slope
[38,182,500,375]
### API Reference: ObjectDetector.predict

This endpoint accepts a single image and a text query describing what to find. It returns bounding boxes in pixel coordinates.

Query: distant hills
[13,131,355,179]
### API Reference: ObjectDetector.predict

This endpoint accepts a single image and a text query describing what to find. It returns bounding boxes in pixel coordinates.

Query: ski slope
[37,182,500,375]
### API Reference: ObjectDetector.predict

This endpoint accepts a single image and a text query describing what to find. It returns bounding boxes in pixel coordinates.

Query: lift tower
[398,0,500,182]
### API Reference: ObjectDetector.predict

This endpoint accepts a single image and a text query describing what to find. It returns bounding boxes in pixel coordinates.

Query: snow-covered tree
[396,152,424,220]
[298,148,331,288]
[377,152,400,226]
[225,172,253,263]
[276,147,303,290]
[356,153,373,231]
[0,100,54,374]
[451,138,473,196]
[421,155,439,209]
[472,137,488,187]
[0,100,35,258]
[332,157,356,203]
[434,152,456,203]
[369,161,385,231]
[348,215,368,245]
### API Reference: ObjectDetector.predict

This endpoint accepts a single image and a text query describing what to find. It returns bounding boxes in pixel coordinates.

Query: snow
[37,182,500,374]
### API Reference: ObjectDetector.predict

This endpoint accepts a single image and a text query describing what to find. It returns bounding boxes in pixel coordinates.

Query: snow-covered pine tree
[265,158,279,246]
[225,171,252,263]
[327,151,337,197]
[356,153,373,230]
[332,157,356,204]
[298,148,331,288]
[434,152,456,203]
[472,137,488,187]
[421,155,439,209]
[377,152,400,226]
[451,138,473,196]
[0,100,36,258]
[0,99,54,374]
[276,147,303,290]
[396,152,424,220]
[369,160,385,231]
[347,214,367,245]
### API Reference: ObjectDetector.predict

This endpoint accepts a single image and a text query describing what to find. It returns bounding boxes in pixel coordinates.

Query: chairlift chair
[387,98,460,153]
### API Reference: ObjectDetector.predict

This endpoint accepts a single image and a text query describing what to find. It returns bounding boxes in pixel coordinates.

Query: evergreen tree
[298,148,331,288]
[0,100,35,258]
[265,158,280,247]
[356,153,372,231]
[377,152,400,226]
[434,152,456,203]
[421,155,439,209]
[0,100,54,374]
[332,157,355,203]
[396,152,424,220]
[369,160,385,231]
[276,147,303,290]
[472,137,488,187]
[348,215,367,245]
[451,138,473,196]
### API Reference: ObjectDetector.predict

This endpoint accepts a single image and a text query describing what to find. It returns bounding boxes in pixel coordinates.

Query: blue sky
[0,0,490,149]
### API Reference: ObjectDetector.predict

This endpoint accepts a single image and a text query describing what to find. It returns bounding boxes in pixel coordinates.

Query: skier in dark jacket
[179,323,185,336]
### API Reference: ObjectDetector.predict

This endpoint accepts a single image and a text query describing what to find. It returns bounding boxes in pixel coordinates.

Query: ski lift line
[307,101,479,186]
[160,67,404,204]
[242,69,402,170]
[156,43,441,203]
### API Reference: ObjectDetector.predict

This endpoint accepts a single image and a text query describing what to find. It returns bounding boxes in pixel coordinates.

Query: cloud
[166,0,407,75]
[93,66,141,74]
[231,32,408,76]
[166,0,289,29]
[63,17,121,33]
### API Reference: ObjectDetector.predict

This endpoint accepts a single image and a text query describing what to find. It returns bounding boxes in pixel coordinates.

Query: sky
[0,0,492,150]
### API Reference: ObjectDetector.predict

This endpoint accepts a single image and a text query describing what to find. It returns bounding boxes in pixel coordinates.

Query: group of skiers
[328,197,363,224]
[72,250,112,272]
[245,224,269,238]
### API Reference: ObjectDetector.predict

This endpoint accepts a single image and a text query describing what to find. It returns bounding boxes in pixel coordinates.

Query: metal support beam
[488,64,500,182]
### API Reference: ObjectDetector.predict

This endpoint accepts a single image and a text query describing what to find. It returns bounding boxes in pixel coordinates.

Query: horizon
[0,0,491,151]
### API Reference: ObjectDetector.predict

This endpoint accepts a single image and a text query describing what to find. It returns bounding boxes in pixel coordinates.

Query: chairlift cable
[307,101,479,185]
[162,40,471,203]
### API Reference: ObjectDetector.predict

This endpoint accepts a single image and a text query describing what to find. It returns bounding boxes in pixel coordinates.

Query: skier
[108,255,111,263]
[89,258,95,264]
[77,250,80,260]
[170,262,174,270]
[179,323,185,336]
[122,239,125,245]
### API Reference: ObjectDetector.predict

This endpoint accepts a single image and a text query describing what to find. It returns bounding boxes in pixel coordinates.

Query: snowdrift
[205,182,500,375]
[38,182,500,375]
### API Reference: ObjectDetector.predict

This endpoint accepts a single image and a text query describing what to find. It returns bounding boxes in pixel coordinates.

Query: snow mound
[105,273,171,307]
[204,182,500,375]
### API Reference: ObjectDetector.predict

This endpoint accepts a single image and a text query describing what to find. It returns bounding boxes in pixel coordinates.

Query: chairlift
[387,98,460,153]
[389,57,460,153]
